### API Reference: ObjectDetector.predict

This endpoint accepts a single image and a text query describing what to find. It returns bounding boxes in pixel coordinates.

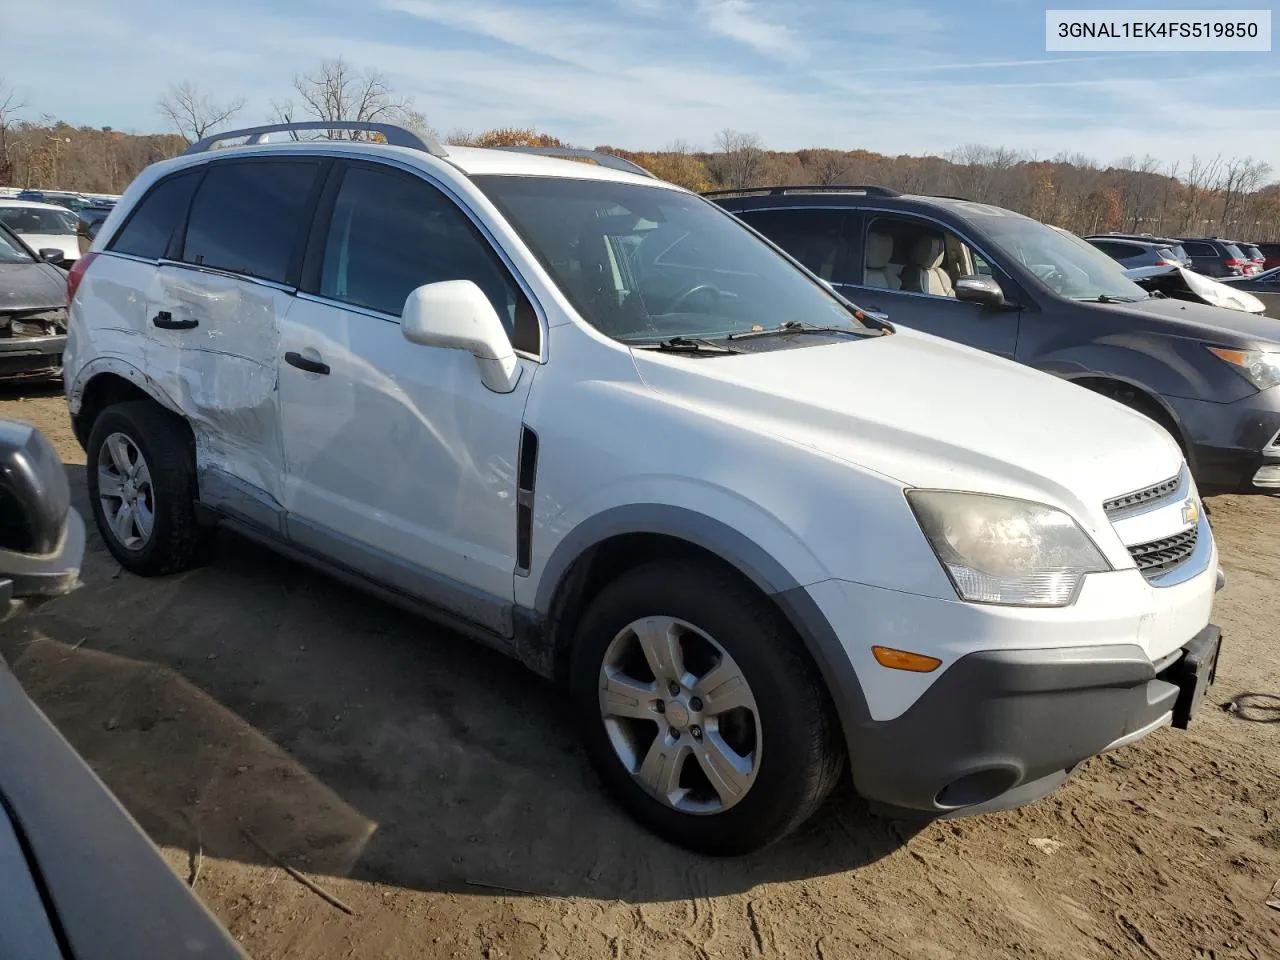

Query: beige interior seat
[902,235,955,296]
[863,231,900,289]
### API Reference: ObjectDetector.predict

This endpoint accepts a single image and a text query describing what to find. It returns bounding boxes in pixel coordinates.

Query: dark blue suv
[709,185,1280,495]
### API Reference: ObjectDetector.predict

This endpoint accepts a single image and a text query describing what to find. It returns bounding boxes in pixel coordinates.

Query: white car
[63,123,1222,854]
[0,200,80,264]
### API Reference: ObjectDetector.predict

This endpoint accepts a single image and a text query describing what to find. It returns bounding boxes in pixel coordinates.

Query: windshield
[474,175,863,343]
[0,206,78,236]
[0,226,34,264]
[975,215,1149,300]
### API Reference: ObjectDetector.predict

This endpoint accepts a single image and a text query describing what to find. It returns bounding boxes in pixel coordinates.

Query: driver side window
[863,216,979,299]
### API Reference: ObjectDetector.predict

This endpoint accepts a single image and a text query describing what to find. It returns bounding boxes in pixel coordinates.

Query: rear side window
[1182,241,1214,257]
[181,161,319,284]
[108,171,200,260]
[737,209,854,282]
[316,163,538,352]
[1089,240,1126,257]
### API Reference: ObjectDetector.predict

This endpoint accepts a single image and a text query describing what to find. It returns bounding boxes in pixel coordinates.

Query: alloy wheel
[96,431,155,551]
[598,616,762,814]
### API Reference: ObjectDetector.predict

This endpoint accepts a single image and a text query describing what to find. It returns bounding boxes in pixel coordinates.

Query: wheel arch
[526,506,872,756]
[69,360,188,450]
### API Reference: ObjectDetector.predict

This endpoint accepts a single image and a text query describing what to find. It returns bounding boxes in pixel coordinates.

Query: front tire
[86,401,212,576]
[570,561,843,855]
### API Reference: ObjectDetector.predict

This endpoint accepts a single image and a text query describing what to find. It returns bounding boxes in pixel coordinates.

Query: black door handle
[285,351,330,375]
[152,311,198,330]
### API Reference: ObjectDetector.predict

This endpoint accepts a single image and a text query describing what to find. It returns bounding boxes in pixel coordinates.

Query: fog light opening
[1252,464,1280,488]
[935,768,1020,809]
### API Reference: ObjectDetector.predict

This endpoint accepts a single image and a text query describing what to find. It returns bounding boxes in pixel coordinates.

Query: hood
[632,328,1181,514]
[1114,294,1280,344]
[0,262,67,311]
[1127,265,1266,314]
[13,235,77,263]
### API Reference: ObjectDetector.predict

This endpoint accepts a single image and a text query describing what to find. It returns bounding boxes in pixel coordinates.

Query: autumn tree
[157,81,245,145]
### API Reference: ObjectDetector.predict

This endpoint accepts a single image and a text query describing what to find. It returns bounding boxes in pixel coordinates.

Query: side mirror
[38,248,65,265]
[954,274,1010,308]
[401,280,521,394]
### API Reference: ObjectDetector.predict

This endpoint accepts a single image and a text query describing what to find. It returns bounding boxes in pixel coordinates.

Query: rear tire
[86,401,212,576]
[569,560,843,855]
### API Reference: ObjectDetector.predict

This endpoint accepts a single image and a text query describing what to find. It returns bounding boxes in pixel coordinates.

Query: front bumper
[0,333,65,378]
[1167,387,1280,494]
[851,624,1222,818]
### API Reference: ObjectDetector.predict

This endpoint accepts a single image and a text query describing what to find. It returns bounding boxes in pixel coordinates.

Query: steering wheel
[666,283,721,315]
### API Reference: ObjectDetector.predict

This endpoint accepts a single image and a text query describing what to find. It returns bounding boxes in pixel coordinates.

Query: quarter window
[317,164,538,352]
[181,161,319,284]
[738,209,853,282]
[109,171,201,260]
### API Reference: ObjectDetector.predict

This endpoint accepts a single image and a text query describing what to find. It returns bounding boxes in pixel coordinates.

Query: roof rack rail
[183,122,449,158]
[489,146,656,179]
[701,184,901,199]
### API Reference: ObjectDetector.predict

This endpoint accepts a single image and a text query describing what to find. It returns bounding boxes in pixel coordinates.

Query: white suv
[64,122,1222,855]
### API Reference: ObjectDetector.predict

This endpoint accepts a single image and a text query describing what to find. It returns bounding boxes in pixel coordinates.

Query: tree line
[1,62,1276,241]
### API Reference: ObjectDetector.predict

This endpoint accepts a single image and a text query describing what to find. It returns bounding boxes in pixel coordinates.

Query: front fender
[532,497,823,615]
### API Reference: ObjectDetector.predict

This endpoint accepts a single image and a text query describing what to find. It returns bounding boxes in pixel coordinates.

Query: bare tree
[274,58,428,140]
[1177,154,1224,233]
[0,76,25,185]
[709,129,767,189]
[1218,156,1273,233]
[157,81,245,145]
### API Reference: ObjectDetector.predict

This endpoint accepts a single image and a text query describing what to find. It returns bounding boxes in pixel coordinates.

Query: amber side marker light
[872,646,942,673]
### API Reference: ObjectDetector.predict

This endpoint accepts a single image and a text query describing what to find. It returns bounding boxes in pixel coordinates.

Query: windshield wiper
[1078,294,1142,303]
[628,336,741,355]
[725,320,879,341]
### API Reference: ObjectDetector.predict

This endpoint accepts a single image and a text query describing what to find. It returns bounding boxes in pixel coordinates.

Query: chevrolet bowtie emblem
[1182,499,1200,526]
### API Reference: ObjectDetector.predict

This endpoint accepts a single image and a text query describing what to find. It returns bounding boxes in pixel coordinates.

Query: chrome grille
[1103,473,1181,518]
[1128,526,1198,580]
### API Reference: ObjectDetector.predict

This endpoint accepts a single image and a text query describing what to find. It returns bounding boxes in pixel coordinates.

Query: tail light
[1157,258,1179,266]
[66,252,98,304]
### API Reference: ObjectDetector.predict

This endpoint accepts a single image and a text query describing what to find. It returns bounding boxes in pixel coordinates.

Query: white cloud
[0,0,1276,175]
[695,0,805,62]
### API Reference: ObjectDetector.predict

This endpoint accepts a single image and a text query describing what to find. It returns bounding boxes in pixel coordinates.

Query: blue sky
[2,0,1277,172]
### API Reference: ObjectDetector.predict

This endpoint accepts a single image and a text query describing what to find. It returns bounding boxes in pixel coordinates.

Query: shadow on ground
[0,463,919,905]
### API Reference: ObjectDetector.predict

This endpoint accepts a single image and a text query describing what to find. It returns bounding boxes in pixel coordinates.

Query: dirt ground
[1,385,1278,960]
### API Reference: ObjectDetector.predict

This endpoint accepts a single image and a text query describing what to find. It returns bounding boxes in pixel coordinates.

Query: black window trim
[297,156,546,361]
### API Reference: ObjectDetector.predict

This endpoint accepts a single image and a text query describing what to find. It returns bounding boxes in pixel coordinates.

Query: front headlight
[907,491,1110,607]
[1207,347,1280,391]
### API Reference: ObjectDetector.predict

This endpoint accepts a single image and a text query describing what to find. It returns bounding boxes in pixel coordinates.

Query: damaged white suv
[64,122,1223,854]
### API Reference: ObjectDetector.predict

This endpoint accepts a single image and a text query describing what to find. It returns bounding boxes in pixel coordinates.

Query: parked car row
[0,199,81,266]
[60,122,1228,858]
[1086,232,1270,277]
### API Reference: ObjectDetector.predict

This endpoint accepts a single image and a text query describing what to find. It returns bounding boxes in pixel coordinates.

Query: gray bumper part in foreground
[849,627,1220,818]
